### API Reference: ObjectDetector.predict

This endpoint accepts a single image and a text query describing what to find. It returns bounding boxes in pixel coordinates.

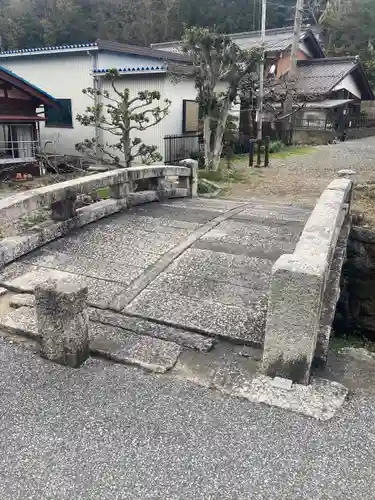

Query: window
[45,99,73,128]
[182,100,199,133]
[0,123,37,161]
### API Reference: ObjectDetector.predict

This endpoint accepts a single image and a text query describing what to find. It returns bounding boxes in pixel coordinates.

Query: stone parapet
[0,162,197,268]
[262,178,353,384]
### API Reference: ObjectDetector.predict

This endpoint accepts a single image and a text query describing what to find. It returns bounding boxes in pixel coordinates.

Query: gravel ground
[226,137,375,225]
[0,340,375,500]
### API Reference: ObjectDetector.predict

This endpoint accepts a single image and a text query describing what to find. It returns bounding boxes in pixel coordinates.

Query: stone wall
[345,127,375,140]
[293,128,335,145]
[334,226,375,338]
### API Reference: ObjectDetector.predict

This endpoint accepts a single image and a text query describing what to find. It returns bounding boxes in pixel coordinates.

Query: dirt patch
[220,139,375,227]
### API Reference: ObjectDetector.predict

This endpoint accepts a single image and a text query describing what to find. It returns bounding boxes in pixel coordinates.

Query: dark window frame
[182,99,199,133]
[45,98,73,129]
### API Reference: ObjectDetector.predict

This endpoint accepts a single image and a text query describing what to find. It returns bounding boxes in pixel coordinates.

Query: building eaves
[93,65,167,74]
[0,42,98,58]
[296,58,358,95]
[96,39,191,63]
[0,65,58,107]
[151,27,324,57]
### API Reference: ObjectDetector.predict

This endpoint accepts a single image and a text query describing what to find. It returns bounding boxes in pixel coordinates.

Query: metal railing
[294,118,333,130]
[164,133,203,164]
[0,140,39,162]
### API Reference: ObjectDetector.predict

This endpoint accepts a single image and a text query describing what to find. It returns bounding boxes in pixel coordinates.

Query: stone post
[180,159,198,197]
[262,254,326,384]
[35,279,89,368]
[51,191,77,221]
[109,182,129,199]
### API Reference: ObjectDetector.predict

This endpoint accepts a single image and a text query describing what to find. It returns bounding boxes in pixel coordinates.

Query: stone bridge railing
[262,178,353,385]
[0,161,197,268]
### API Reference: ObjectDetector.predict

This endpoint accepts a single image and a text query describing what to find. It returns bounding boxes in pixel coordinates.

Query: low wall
[293,128,335,145]
[346,127,375,140]
[0,161,198,268]
[262,178,353,384]
[334,226,375,338]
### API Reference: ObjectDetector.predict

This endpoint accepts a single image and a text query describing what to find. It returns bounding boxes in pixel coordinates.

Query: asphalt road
[0,340,374,500]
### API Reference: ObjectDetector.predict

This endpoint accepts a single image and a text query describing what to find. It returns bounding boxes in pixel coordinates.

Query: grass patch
[228,146,316,166]
[94,187,110,199]
[270,146,316,159]
[199,166,247,184]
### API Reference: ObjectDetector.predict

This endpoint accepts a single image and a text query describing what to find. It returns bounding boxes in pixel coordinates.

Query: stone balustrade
[0,161,197,268]
[262,178,353,385]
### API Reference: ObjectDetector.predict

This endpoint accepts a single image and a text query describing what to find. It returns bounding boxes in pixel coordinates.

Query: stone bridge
[0,162,353,418]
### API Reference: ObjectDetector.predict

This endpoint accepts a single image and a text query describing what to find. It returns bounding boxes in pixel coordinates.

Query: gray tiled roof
[296,58,357,94]
[152,27,318,53]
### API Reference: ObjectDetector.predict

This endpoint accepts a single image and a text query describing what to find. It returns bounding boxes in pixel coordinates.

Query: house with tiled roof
[0,40,195,162]
[0,28,373,161]
[293,57,374,138]
[0,65,58,168]
[153,27,374,143]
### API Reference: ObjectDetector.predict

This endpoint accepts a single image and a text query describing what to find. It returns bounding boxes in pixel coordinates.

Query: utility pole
[290,0,304,77]
[285,0,304,115]
[257,0,267,140]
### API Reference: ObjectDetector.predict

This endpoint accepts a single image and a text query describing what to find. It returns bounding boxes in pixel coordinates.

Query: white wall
[333,74,361,99]
[1,53,95,156]
[101,73,198,162]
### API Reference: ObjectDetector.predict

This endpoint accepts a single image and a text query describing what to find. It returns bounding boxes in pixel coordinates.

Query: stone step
[6,295,215,352]
[90,308,215,352]
[0,306,182,373]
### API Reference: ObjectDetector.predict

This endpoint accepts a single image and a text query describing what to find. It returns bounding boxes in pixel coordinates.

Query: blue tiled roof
[0,42,97,56]
[93,66,167,73]
[0,65,57,102]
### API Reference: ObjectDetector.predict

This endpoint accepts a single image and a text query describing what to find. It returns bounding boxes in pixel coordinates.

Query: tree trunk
[203,115,212,170]
[123,127,131,168]
[210,100,230,171]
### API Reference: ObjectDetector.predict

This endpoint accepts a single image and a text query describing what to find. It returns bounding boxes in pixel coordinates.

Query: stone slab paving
[1,306,181,373]
[0,197,309,346]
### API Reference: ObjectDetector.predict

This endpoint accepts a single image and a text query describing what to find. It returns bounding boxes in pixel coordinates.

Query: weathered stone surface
[316,218,350,364]
[167,248,273,289]
[0,286,8,297]
[126,191,159,207]
[0,198,129,268]
[0,306,38,338]
[89,307,215,352]
[199,219,301,259]
[109,182,130,199]
[127,165,189,181]
[0,168,130,221]
[4,267,124,308]
[262,179,353,384]
[90,322,181,373]
[10,293,35,308]
[22,249,145,284]
[216,374,348,421]
[262,254,326,384]
[234,203,310,223]
[179,158,198,197]
[125,287,267,345]
[147,271,265,307]
[35,279,89,368]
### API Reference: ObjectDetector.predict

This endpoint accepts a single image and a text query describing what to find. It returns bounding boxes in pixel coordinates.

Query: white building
[0,40,199,164]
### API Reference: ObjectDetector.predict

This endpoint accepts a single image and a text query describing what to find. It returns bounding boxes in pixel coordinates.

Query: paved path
[0,197,309,347]
[1,196,375,499]
[0,340,375,500]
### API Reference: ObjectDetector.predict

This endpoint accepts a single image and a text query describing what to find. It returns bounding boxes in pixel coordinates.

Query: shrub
[269,140,283,154]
